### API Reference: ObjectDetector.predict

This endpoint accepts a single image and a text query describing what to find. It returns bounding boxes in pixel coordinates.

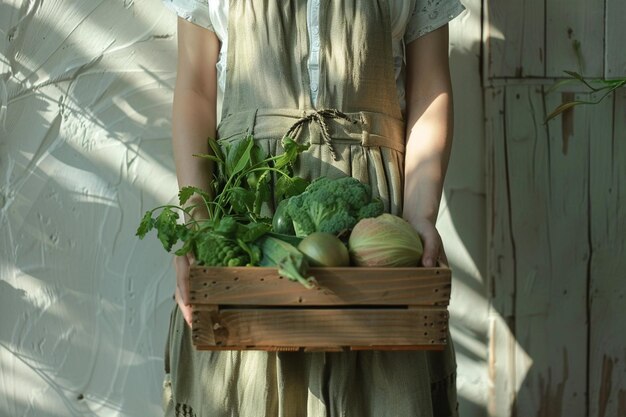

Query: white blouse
[162,0,465,113]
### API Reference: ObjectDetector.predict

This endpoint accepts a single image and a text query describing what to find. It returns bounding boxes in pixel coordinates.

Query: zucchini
[258,236,317,289]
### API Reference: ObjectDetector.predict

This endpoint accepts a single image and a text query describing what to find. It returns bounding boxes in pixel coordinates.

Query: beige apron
[164,1,457,416]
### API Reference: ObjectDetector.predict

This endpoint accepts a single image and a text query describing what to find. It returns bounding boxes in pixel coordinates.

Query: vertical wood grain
[588,89,626,417]
[505,86,589,417]
[545,0,604,78]
[605,0,626,78]
[484,0,545,78]
[486,86,518,417]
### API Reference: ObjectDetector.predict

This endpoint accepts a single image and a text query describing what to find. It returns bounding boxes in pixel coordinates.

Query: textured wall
[0,1,488,416]
[0,1,178,415]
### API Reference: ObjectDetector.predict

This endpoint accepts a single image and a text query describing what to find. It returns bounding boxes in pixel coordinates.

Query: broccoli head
[284,176,384,236]
[194,233,249,266]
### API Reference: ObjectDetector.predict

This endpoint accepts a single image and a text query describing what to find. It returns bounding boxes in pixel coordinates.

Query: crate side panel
[189,267,451,306]
[192,308,448,349]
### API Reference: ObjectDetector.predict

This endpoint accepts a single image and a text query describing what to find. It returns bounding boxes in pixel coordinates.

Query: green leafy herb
[135,134,310,264]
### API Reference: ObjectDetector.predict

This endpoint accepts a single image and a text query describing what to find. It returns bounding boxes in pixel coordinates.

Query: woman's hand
[174,252,195,327]
[403,25,453,269]
[170,18,220,326]
[410,218,447,267]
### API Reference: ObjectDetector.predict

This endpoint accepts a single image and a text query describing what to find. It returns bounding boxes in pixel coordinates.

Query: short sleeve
[161,0,213,31]
[404,0,466,44]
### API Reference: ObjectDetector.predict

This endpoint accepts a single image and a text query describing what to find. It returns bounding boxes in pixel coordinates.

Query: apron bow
[282,108,359,161]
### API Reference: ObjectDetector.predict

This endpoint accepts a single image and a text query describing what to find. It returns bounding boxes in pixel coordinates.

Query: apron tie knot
[283,108,358,161]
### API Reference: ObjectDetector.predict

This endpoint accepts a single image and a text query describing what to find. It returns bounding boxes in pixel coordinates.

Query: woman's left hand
[411,219,447,267]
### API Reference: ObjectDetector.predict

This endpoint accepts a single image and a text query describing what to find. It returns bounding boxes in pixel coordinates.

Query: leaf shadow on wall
[0,1,183,416]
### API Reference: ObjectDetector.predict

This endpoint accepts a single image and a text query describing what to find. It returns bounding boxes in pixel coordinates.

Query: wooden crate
[189,266,451,351]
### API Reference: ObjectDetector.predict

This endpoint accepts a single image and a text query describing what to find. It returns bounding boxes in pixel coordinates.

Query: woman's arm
[403,24,454,267]
[172,17,220,325]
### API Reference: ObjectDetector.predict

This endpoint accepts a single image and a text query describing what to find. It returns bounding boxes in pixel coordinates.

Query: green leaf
[178,186,209,206]
[238,222,271,243]
[229,187,256,213]
[563,70,600,92]
[266,232,303,247]
[545,100,589,122]
[249,143,268,166]
[192,153,223,164]
[226,135,254,177]
[246,172,260,189]
[214,216,238,236]
[274,137,309,170]
[136,211,155,238]
[207,137,225,162]
[237,239,262,265]
[253,174,272,215]
[155,207,180,251]
[275,176,309,200]
[174,235,194,256]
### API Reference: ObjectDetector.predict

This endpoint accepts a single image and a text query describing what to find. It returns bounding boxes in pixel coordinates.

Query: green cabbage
[348,214,423,267]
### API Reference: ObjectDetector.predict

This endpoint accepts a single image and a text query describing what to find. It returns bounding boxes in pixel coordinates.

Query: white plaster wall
[1,1,178,415]
[0,1,488,416]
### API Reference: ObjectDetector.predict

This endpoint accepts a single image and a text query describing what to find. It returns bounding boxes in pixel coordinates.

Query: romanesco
[284,176,384,236]
[194,233,249,266]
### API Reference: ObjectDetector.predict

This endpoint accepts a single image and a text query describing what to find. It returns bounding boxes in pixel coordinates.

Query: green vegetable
[195,232,250,266]
[285,176,384,237]
[297,232,350,267]
[348,213,424,267]
[135,135,310,262]
[258,236,317,288]
[272,199,295,235]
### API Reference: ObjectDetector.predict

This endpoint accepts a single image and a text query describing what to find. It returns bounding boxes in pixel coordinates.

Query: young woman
[162,1,465,416]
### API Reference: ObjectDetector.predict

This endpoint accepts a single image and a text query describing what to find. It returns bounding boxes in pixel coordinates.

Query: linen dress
[162,1,465,416]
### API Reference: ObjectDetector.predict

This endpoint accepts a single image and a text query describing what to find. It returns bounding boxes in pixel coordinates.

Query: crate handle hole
[260,278,264,281]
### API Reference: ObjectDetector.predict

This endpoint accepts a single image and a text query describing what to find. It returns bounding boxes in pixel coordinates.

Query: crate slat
[192,307,449,351]
[189,266,451,306]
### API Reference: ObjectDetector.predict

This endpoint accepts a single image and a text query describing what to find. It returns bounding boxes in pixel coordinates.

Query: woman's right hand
[174,252,195,327]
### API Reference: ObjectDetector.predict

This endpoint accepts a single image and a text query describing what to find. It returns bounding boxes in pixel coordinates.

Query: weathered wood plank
[546,0,604,78]
[506,85,589,417]
[503,85,552,416]
[589,89,626,417]
[189,266,451,306]
[484,0,545,78]
[605,0,626,78]
[485,86,518,417]
[192,307,448,350]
